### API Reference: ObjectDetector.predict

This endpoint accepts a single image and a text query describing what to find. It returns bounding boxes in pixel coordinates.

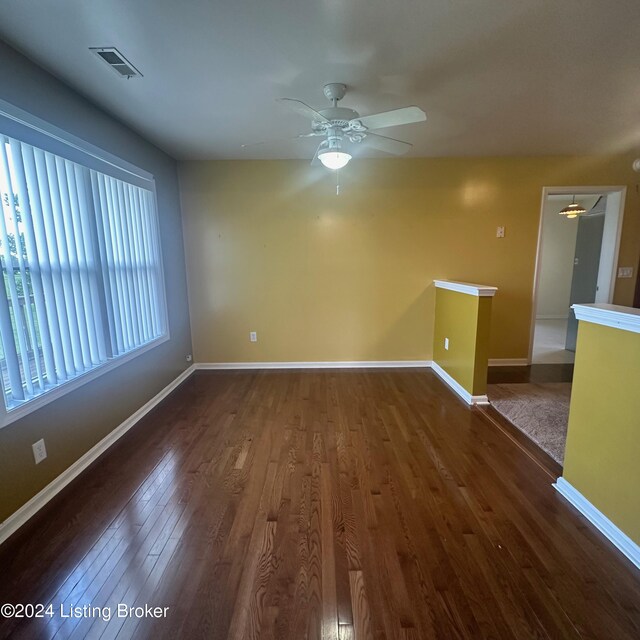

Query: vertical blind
[0,133,166,410]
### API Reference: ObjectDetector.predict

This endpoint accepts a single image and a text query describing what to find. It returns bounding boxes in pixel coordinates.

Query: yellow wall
[179,156,640,363]
[563,321,640,545]
[474,297,492,394]
[433,289,492,396]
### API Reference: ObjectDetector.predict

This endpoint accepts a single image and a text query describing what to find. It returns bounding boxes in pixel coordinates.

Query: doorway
[529,187,626,365]
[485,186,626,468]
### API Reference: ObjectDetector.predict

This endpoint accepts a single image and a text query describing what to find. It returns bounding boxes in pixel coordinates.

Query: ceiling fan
[243,83,427,170]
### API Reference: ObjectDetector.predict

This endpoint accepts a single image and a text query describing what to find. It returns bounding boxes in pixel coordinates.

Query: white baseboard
[488,358,529,367]
[431,362,489,405]
[0,365,196,547]
[196,360,432,370]
[554,477,640,571]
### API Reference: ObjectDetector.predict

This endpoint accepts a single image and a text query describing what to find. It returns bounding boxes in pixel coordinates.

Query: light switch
[617,267,633,278]
[496,226,505,238]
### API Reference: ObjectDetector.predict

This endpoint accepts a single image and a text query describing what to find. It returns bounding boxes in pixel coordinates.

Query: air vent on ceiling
[90,47,142,78]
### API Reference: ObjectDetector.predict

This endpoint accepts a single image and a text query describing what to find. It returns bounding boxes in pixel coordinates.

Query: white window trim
[0,98,154,186]
[0,99,171,429]
[0,333,170,428]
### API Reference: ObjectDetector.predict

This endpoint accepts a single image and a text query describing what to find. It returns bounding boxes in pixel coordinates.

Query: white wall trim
[554,477,640,570]
[488,358,529,367]
[0,365,196,547]
[572,303,640,335]
[433,280,498,297]
[196,360,432,370]
[431,362,489,405]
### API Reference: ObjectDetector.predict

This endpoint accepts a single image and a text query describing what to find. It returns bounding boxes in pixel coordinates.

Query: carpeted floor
[488,382,572,464]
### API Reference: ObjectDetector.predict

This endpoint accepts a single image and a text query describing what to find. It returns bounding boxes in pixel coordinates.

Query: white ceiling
[2,0,640,160]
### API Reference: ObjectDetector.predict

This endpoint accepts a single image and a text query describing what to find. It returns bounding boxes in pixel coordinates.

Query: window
[0,128,167,420]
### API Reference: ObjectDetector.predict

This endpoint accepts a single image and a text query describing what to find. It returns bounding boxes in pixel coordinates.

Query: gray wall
[536,199,580,319]
[0,41,193,523]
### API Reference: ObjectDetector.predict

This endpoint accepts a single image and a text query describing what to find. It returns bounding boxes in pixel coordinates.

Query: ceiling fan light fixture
[318,150,351,170]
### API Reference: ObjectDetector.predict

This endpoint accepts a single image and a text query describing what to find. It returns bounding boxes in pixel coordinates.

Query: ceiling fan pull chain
[336,168,340,196]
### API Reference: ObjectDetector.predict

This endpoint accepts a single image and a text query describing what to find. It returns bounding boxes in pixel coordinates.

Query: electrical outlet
[32,439,47,464]
[444,337,449,350]
[496,226,505,238]
[186,354,192,362]
[250,331,257,342]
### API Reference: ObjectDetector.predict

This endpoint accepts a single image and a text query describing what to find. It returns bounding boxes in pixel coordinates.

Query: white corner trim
[431,362,489,405]
[433,280,498,297]
[196,360,432,370]
[572,303,640,335]
[0,365,196,547]
[554,477,640,570]
[488,358,529,367]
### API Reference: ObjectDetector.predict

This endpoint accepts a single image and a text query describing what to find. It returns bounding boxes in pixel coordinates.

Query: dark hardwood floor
[475,404,563,479]
[1,369,638,639]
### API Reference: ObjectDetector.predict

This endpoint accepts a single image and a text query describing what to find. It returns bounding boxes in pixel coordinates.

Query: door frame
[528,185,627,365]
[634,253,640,308]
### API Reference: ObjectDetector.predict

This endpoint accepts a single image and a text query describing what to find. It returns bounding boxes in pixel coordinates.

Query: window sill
[0,332,170,429]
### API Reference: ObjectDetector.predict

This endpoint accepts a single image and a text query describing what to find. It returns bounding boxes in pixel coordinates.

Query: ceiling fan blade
[311,142,324,166]
[356,106,426,131]
[277,98,330,123]
[241,132,321,148]
[361,133,412,155]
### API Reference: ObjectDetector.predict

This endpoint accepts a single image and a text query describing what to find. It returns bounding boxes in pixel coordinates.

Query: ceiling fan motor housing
[314,83,365,133]
[315,107,361,128]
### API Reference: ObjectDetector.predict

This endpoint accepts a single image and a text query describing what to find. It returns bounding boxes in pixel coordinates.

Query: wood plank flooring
[0,369,639,639]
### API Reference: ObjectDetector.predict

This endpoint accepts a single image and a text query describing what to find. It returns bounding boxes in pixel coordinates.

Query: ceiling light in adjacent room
[558,196,586,219]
